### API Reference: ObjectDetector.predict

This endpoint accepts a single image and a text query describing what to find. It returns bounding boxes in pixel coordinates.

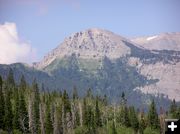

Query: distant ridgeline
[0,64,174,111]
[0,73,180,134]
[0,56,172,110]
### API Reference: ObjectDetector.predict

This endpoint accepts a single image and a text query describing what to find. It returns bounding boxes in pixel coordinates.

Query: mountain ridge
[0,28,180,107]
[131,32,180,51]
[33,29,180,70]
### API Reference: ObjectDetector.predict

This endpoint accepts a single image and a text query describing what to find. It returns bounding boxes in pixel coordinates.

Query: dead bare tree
[39,103,45,134]
[28,95,35,134]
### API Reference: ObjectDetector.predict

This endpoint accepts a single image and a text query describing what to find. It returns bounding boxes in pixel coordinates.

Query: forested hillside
[0,70,180,134]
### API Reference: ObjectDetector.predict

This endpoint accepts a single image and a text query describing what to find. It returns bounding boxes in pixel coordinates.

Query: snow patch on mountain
[146,35,158,41]
[132,33,180,51]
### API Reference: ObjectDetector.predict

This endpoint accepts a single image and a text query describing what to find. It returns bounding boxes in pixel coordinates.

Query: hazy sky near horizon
[0,0,180,63]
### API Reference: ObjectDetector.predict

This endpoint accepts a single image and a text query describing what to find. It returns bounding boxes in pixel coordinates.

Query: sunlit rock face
[34,28,131,69]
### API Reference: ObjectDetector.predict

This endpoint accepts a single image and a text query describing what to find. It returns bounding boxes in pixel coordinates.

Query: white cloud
[0,22,36,64]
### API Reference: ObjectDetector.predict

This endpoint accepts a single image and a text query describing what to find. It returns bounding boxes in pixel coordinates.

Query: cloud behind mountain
[0,22,36,64]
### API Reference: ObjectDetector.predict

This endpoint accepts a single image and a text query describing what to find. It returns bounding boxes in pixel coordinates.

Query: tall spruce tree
[86,105,95,133]
[82,98,87,126]
[73,86,78,100]
[0,75,5,129]
[7,68,15,87]
[45,103,53,134]
[74,108,80,127]
[147,100,159,129]
[169,99,177,118]
[62,90,71,132]
[121,92,127,106]
[72,86,80,128]
[95,97,102,127]
[129,106,139,134]
[19,91,29,133]
[119,92,129,127]
[139,109,146,134]
[19,75,27,92]
[32,79,40,133]
[4,88,13,133]
[62,90,71,114]
[112,120,117,134]
[13,88,20,130]
[176,107,180,119]
[124,106,130,127]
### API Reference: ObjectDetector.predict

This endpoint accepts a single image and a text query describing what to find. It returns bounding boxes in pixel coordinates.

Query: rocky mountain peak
[34,28,131,69]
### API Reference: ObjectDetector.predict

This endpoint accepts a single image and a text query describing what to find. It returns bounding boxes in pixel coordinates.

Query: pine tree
[19,75,29,129]
[159,107,165,134]
[4,88,13,133]
[86,88,93,98]
[13,88,20,130]
[45,103,53,134]
[62,90,72,132]
[176,106,180,119]
[6,68,15,87]
[86,105,95,133]
[103,94,108,106]
[82,98,87,126]
[73,86,78,100]
[124,106,130,127]
[147,100,159,129]
[28,94,35,133]
[90,111,96,134]
[53,104,63,134]
[19,91,29,133]
[72,86,80,128]
[169,99,177,118]
[120,92,127,106]
[139,109,146,134]
[32,79,40,133]
[129,106,139,134]
[95,97,102,127]
[40,102,45,134]
[118,92,129,127]
[75,108,80,127]
[19,75,27,92]
[112,120,117,134]
[0,75,5,129]
[62,90,71,114]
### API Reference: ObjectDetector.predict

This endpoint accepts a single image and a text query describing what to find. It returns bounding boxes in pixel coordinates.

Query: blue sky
[0,0,180,63]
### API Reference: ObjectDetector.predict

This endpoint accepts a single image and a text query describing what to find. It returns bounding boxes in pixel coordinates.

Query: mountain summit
[34,28,132,69]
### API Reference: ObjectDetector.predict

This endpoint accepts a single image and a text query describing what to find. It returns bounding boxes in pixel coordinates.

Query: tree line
[0,69,180,134]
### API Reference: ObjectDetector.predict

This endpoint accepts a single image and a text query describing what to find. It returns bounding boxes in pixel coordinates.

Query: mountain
[131,32,180,51]
[33,28,131,69]
[0,63,53,87]
[0,28,180,108]
[131,32,180,101]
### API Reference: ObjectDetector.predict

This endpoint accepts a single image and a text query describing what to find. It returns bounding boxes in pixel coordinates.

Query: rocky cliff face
[136,62,180,101]
[130,33,180,101]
